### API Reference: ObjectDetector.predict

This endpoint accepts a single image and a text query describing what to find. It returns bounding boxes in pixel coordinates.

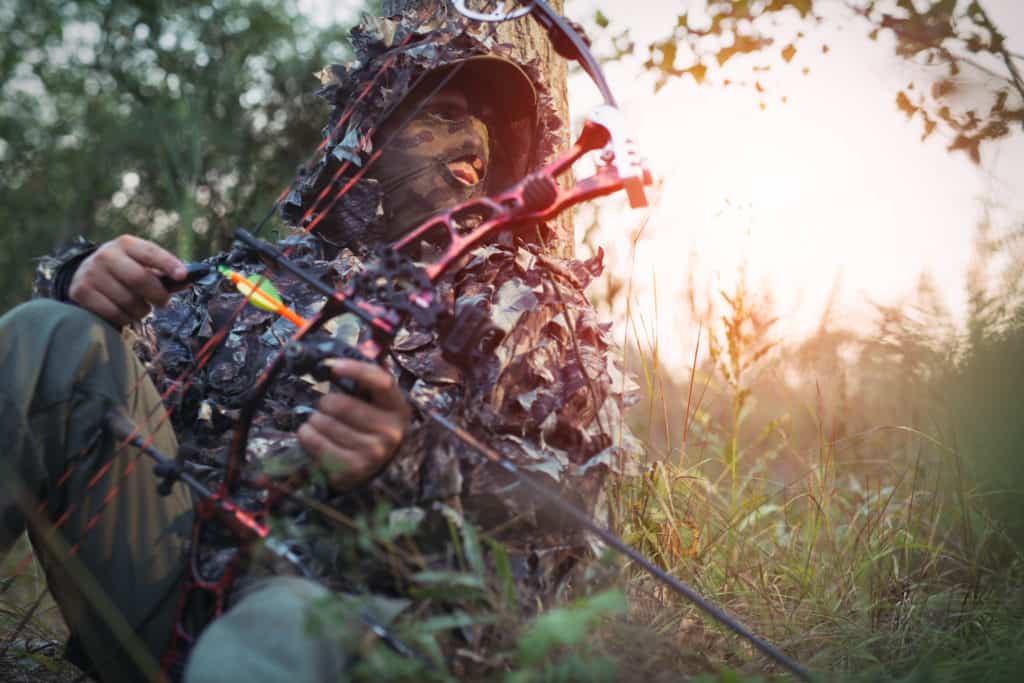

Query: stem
[972,1,1024,121]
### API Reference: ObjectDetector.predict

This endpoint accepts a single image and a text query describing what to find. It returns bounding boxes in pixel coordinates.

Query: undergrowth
[603,259,1024,682]
[2,247,1024,682]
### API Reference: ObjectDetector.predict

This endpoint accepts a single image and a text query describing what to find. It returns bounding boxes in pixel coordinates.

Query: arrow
[218,266,308,328]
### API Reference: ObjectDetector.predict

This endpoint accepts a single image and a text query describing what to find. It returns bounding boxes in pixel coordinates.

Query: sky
[563,0,1024,369]
[301,0,1024,371]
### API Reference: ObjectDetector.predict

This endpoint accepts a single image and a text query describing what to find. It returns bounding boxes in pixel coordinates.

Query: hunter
[0,8,636,683]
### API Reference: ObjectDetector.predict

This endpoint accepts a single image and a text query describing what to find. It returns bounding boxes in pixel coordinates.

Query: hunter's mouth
[446,155,484,186]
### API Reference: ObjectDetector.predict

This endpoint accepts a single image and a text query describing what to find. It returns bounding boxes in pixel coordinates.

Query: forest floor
[0,538,86,682]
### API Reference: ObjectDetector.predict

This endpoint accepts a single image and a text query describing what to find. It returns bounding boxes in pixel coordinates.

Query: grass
[593,260,1024,682]
[0,537,85,682]
[2,252,1023,682]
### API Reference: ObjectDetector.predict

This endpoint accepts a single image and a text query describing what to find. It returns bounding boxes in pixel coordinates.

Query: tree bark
[380,0,573,256]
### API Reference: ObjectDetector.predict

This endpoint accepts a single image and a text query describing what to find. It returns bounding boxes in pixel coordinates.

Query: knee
[0,300,129,403]
[0,299,108,342]
[0,300,121,367]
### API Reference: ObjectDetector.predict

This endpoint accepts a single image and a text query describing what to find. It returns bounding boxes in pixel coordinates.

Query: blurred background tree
[0,0,354,312]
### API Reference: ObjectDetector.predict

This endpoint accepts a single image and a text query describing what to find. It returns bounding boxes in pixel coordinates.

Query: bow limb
[529,0,617,105]
[391,112,652,281]
[450,0,614,104]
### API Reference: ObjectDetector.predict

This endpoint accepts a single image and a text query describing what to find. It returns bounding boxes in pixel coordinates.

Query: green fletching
[218,266,283,313]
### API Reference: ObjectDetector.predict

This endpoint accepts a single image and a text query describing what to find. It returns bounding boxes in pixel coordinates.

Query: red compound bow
[103,1,814,680]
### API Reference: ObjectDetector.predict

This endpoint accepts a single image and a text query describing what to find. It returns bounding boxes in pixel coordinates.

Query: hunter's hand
[69,235,186,328]
[298,359,410,489]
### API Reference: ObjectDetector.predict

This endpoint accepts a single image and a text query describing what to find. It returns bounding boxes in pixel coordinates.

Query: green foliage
[707,268,779,504]
[0,0,352,312]
[513,590,627,667]
[938,220,1024,545]
[290,502,633,683]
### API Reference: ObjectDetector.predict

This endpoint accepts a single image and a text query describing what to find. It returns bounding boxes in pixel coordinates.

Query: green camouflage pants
[0,300,385,683]
[0,299,191,681]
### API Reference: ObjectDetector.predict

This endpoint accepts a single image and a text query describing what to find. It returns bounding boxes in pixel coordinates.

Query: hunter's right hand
[69,235,186,328]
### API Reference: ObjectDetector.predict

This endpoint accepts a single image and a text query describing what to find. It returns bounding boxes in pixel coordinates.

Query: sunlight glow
[567,0,1024,370]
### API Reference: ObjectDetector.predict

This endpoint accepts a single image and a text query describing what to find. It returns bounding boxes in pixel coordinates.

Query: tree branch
[955,53,1019,84]
[847,0,1023,122]
[970,2,1024,124]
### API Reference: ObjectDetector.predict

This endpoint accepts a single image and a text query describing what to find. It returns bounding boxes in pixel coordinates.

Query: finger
[317,392,405,447]
[297,423,374,487]
[94,272,152,322]
[118,235,186,282]
[75,290,132,329]
[70,265,139,326]
[100,247,173,308]
[306,411,382,459]
[324,359,406,410]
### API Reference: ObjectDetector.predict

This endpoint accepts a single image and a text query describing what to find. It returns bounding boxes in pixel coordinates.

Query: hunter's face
[371,85,493,241]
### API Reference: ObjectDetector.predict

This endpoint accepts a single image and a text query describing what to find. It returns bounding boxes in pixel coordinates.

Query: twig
[972,1,1024,119]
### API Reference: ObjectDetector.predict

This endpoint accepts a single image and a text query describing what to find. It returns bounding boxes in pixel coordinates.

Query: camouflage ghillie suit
[32,6,640,676]
[281,8,563,249]
[125,228,638,601]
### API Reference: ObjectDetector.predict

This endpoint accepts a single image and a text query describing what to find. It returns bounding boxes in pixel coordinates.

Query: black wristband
[52,244,98,302]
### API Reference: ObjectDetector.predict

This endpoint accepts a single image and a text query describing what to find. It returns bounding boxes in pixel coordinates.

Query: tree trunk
[380,0,573,256]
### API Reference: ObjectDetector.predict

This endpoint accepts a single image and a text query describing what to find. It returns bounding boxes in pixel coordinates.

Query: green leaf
[516,590,627,665]
[461,521,485,579]
[485,537,517,607]
[410,570,487,600]
[417,610,495,634]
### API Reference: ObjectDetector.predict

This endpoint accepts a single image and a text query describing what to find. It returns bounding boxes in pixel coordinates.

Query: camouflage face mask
[372,109,490,242]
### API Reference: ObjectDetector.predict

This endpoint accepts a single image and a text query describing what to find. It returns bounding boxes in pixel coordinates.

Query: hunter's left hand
[297,359,410,489]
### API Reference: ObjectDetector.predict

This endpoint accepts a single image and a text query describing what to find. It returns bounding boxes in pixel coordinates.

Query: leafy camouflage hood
[282,5,564,249]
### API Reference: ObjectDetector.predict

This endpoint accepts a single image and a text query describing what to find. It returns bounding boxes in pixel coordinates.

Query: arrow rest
[348,247,444,328]
[284,338,375,402]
